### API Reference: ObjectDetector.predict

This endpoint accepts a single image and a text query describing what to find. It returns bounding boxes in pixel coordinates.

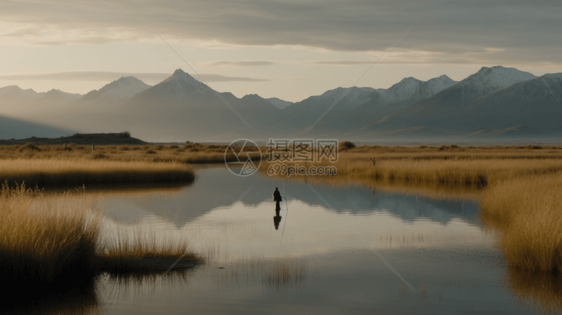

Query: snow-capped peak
[157,69,212,95]
[381,75,457,104]
[267,97,293,110]
[464,66,536,90]
[130,69,217,102]
[426,75,456,92]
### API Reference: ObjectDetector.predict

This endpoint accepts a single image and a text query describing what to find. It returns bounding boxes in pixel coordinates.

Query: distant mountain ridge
[0,65,560,142]
[81,76,151,102]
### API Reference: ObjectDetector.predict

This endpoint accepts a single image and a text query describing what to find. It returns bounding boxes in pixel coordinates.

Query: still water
[26,166,553,314]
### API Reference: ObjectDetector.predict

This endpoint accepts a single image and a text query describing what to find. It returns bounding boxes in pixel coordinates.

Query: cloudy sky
[1,0,561,101]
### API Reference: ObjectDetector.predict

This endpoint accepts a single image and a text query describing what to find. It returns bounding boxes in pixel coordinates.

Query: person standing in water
[273,187,283,230]
[273,187,282,212]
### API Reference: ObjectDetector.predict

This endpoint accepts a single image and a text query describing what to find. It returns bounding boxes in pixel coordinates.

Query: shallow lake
[22,166,554,314]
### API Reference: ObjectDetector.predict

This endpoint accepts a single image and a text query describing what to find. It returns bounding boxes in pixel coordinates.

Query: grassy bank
[481,174,562,272]
[98,232,201,274]
[337,157,562,188]
[264,144,562,274]
[338,149,562,272]
[0,184,201,284]
[0,159,194,187]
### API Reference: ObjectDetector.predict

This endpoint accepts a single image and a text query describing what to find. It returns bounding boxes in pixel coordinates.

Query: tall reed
[0,183,101,282]
[0,183,201,284]
[481,174,562,272]
[0,159,194,187]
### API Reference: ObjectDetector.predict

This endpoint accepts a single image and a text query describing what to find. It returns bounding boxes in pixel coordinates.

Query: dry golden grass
[0,159,194,187]
[337,157,562,188]
[0,184,101,282]
[0,184,201,284]
[264,150,562,188]
[268,170,481,201]
[0,142,234,164]
[348,144,562,161]
[97,230,202,274]
[481,173,562,273]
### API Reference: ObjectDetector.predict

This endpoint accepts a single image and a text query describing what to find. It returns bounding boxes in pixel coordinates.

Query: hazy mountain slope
[465,73,562,133]
[81,76,151,102]
[296,75,457,137]
[0,86,43,99]
[1,66,558,142]
[374,66,538,134]
[0,86,81,117]
[0,115,71,140]
[119,69,281,141]
[278,87,380,133]
[38,89,82,102]
[267,97,293,110]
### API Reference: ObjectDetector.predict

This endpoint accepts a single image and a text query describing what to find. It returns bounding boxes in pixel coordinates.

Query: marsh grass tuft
[262,259,308,290]
[97,230,203,275]
[0,183,101,283]
[0,184,201,285]
[481,174,562,273]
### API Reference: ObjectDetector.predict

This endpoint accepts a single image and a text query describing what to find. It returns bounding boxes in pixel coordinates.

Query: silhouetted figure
[92,143,95,152]
[273,212,282,230]
[273,187,282,211]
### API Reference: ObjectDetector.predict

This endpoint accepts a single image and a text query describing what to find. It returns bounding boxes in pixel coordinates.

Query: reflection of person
[273,187,283,230]
[273,187,282,211]
[274,212,282,230]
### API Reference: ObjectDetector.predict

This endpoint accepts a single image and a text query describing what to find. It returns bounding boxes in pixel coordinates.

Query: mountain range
[0,66,560,142]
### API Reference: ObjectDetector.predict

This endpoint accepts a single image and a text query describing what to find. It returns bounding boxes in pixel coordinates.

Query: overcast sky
[1,0,561,101]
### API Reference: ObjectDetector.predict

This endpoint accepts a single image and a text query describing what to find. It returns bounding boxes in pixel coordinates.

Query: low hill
[0,132,146,145]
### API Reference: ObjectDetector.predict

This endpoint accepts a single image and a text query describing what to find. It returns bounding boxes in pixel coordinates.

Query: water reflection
[273,209,282,230]
[12,166,562,314]
[100,167,481,228]
[507,267,562,315]
[0,278,100,315]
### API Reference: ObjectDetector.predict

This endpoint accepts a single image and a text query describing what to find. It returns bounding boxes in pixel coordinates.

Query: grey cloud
[0,72,266,83]
[1,0,561,64]
[32,37,122,45]
[198,74,267,82]
[312,61,373,65]
[210,61,276,67]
